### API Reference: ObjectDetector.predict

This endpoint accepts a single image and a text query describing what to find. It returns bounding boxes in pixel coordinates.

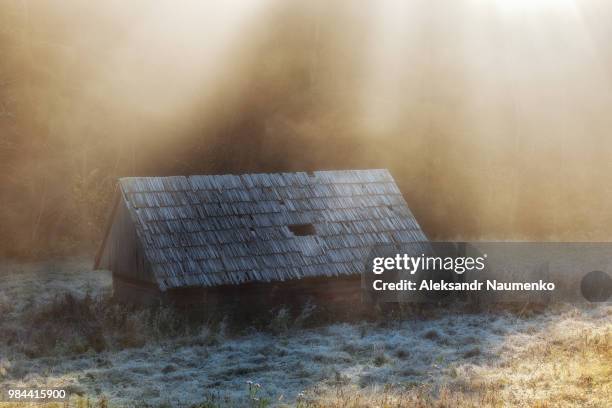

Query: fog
[2,0,612,257]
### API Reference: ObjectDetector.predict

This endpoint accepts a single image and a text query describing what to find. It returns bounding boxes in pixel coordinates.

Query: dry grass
[301,321,611,408]
[1,292,200,358]
[484,324,611,407]
[3,318,607,408]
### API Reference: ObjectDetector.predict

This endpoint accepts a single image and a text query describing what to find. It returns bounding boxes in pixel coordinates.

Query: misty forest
[3,1,612,259]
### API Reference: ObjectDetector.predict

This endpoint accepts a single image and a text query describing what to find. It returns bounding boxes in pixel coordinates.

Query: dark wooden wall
[105,198,155,284]
[165,274,363,309]
[113,274,162,305]
[112,272,364,311]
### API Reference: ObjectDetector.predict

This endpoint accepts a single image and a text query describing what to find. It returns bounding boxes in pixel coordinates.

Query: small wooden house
[94,169,427,306]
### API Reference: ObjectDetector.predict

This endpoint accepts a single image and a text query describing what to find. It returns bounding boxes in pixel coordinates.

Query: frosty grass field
[0,257,610,407]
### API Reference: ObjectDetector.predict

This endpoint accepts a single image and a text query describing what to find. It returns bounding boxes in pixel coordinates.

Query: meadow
[0,258,610,407]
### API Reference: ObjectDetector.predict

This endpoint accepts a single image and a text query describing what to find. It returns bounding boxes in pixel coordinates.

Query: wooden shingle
[113,170,427,290]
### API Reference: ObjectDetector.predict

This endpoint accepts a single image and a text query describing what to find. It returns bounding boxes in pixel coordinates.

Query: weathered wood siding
[105,197,155,285]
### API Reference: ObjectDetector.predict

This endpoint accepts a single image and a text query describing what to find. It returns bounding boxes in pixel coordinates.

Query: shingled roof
[97,169,427,290]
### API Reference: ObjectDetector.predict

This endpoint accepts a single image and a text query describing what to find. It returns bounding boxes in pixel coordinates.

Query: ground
[0,258,610,407]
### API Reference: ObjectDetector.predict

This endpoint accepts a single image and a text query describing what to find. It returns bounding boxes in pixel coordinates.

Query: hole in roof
[306,171,315,177]
[387,205,394,211]
[288,223,316,236]
[279,199,285,205]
